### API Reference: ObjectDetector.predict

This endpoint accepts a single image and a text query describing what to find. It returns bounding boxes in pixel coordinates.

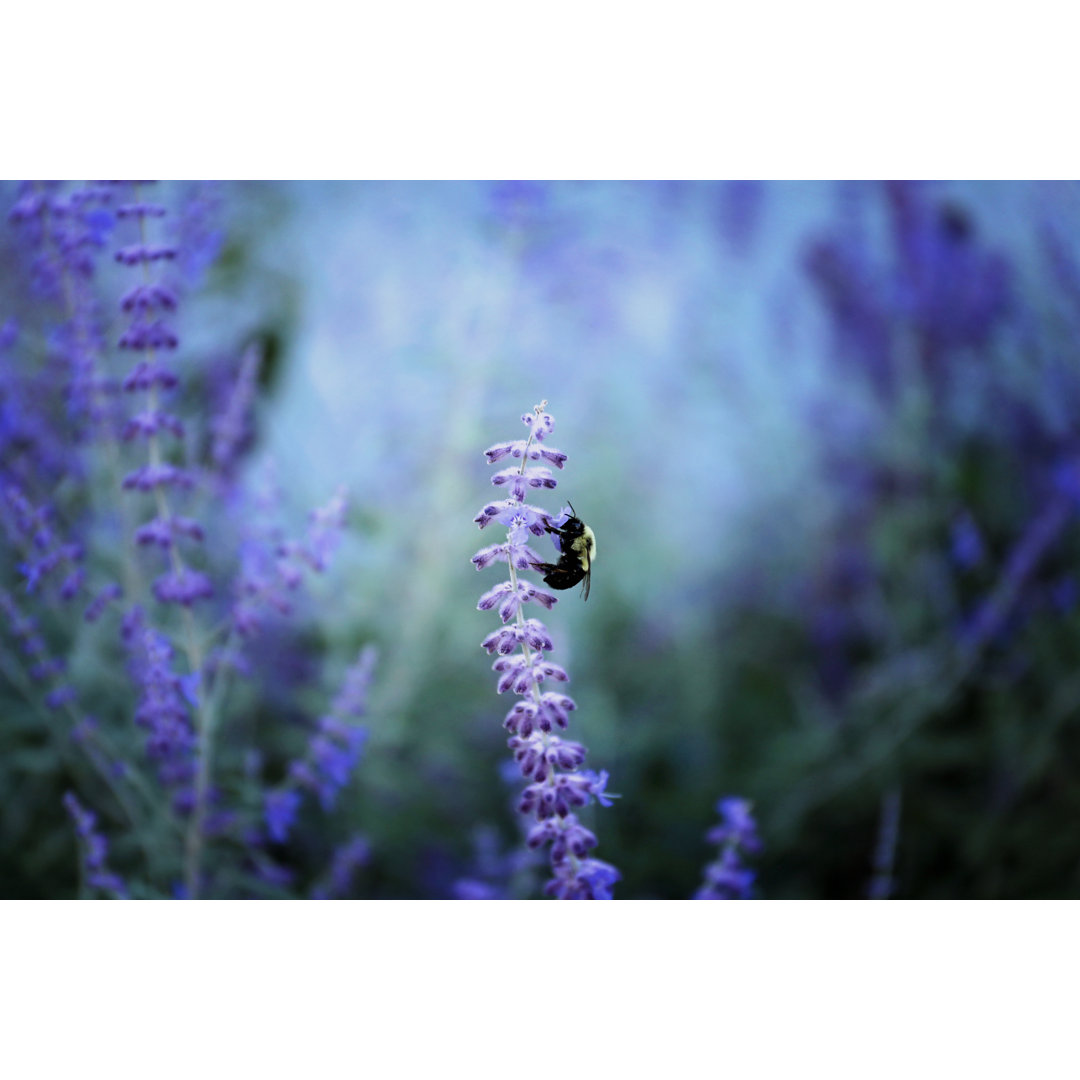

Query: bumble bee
[538,502,595,601]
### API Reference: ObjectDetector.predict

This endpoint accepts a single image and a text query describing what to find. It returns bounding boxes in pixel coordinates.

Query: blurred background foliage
[4,179,1080,898]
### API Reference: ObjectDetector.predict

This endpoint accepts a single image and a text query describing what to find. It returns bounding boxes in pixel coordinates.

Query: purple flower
[545,856,620,900]
[452,821,543,899]
[294,719,368,812]
[950,512,986,570]
[698,847,756,900]
[264,788,302,844]
[63,792,128,898]
[1052,575,1078,614]
[263,646,374,841]
[482,618,554,656]
[152,567,214,607]
[120,283,178,314]
[473,401,620,899]
[329,644,377,719]
[231,482,349,639]
[310,835,371,899]
[8,180,114,307]
[113,182,210,612]
[134,515,204,549]
[706,796,762,853]
[114,242,177,265]
[293,488,347,572]
[453,879,501,899]
[1,485,86,601]
[171,181,226,286]
[122,607,196,813]
[696,796,761,899]
[5,184,119,464]
[713,181,766,259]
[121,409,185,441]
[471,536,546,573]
[807,182,1012,404]
[122,360,178,392]
[473,498,553,535]
[84,583,123,623]
[1,586,78,706]
[210,344,261,484]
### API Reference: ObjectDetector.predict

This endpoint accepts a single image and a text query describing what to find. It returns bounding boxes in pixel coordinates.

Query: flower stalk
[474,401,619,899]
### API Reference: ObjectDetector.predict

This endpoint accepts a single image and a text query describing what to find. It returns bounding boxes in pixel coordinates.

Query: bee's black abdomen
[541,563,585,591]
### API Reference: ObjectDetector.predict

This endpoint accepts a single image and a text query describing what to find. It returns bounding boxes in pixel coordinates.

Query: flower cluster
[262,646,374,844]
[113,182,211,609]
[473,401,619,899]
[8,182,113,303]
[63,792,127,898]
[0,586,79,710]
[210,344,261,486]
[7,182,117,446]
[1,484,84,605]
[122,607,197,814]
[2,181,378,900]
[806,181,1011,405]
[695,796,761,899]
[452,821,543,900]
[232,483,348,640]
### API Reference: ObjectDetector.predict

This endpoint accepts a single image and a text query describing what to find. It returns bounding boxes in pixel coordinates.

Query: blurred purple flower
[264,788,302,844]
[885,182,1011,352]
[1,484,87,604]
[546,856,620,900]
[962,497,1071,651]
[263,646,374,842]
[807,181,1012,403]
[122,607,197,814]
[210,344,261,485]
[152,567,214,607]
[294,719,369,812]
[9,181,114,303]
[1052,575,1078,615]
[453,879,501,899]
[706,796,762,853]
[950,512,986,570]
[696,796,760,899]
[171,181,226,287]
[0,587,76,703]
[113,181,211,612]
[310,835,371,899]
[713,181,766,259]
[452,821,543,900]
[232,483,348,638]
[63,792,128,898]
[7,183,118,446]
[487,181,550,232]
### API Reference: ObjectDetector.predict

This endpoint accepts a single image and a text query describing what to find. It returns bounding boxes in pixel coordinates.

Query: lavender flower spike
[262,646,374,844]
[695,796,762,899]
[63,792,128,899]
[113,181,208,609]
[474,401,619,899]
